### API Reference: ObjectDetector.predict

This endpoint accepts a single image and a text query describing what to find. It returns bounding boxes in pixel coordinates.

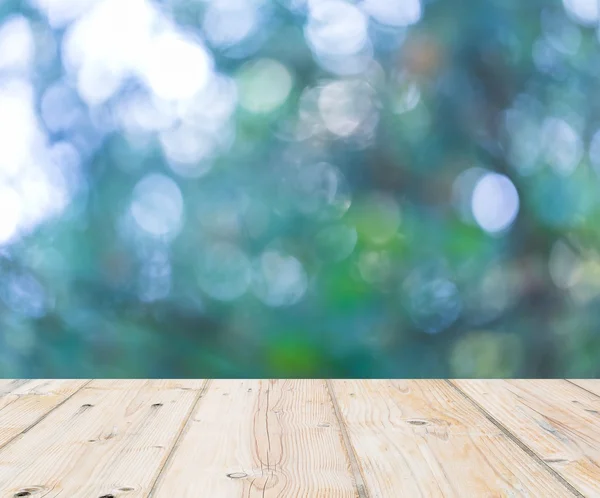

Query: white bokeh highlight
[237,59,293,114]
[471,173,520,234]
[0,185,23,245]
[139,32,212,102]
[130,174,184,238]
[305,0,368,57]
[362,0,422,27]
[563,0,599,25]
[252,250,308,307]
[0,16,34,73]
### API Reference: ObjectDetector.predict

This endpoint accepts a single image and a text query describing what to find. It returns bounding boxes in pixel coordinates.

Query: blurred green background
[0,0,599,377]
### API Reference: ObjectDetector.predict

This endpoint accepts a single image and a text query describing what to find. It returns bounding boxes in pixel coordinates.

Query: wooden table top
[0,380,598,497]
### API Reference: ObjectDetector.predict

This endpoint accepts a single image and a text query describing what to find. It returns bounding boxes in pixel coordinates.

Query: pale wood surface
[331,380,576,497]
[454,379,600,496]
[0,380,596,497]
[0,380,203,497]
[0,380,88,448]
[152,380,357,497]
[569,379,600,398]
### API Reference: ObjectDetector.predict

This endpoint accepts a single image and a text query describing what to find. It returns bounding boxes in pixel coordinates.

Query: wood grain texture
[331,379,576,497]
[569,379,600,398]
[0,380,88,448]
[0,379,204,498]
[454,379,600,496]
[0,380,29,395]
[0,379,597,497]
[151,379,357,498]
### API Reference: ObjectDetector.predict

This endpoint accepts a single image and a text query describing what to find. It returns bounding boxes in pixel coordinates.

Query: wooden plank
[331,380,576,497]
[151,379,358,497]
[454,379,600,496]
[0,380,43,412]
[0,380,29,395]
[0,380,88,448]
[0,379,204,497]
[0,380,37,414]
[568,379,600,398]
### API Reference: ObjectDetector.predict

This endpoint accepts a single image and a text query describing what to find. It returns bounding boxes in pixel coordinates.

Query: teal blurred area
[0,0,599,377]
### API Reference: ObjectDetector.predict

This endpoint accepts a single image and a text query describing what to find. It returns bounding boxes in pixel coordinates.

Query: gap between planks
[2,380,594,497]
[565,379,600,400]
[151,380,368,498]
[446,380,585,498]
[149,380,592,498]
[147,379,212,497]
[325,380,370,498]
[0,380,92,453]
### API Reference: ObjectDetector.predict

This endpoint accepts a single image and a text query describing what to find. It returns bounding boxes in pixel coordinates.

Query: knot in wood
[406,419,429,426]
[226,472,248,479]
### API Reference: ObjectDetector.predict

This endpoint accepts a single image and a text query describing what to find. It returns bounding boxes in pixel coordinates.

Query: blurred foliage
[0,0,600,377]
